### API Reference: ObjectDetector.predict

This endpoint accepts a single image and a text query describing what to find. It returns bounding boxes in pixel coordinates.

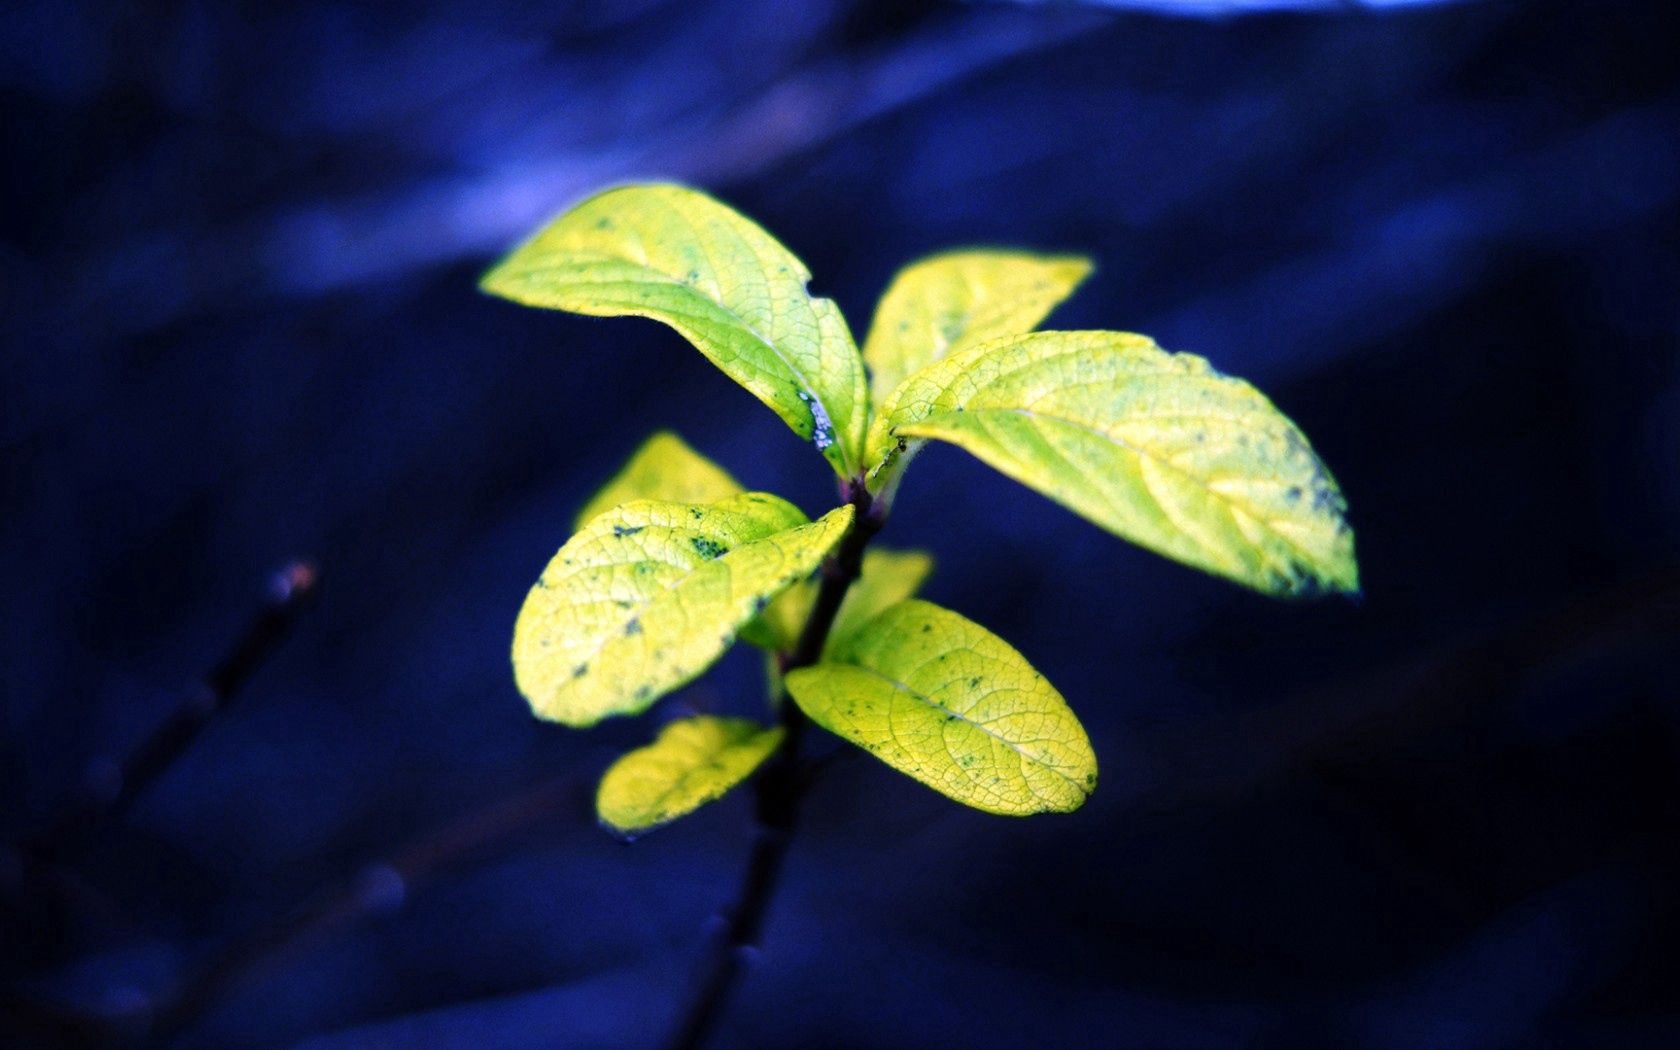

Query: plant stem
[661,483,882,1050]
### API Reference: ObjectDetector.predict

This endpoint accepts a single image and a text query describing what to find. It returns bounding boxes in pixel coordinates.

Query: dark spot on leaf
[635,685,652,701]
[921,624,932,633]
[624,618,641,636]
[613,524,644,538]
[691,537,728,560]
[1085,772,1096,787]
[689,507,704,519]
[572,663,588,678]
[968,677,980,687]
[1285,486,1303,503]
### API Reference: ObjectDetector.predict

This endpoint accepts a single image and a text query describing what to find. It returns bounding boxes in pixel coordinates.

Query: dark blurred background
[3,0,1678,1046]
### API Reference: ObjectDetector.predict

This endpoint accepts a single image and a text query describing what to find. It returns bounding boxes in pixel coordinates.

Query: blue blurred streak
[992,0,1467,11]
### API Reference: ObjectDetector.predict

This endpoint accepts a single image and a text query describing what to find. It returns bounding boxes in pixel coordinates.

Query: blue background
[3,0,1678,1047]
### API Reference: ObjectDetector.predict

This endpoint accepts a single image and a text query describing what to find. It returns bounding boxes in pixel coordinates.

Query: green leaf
[883,331,1358,597]
[785,599,1095,816]
[745,547,935,654]
[595,716,784,835]
[481,184,868,477]
[862,250,1091,469]
[575,430,743,530]
[513,494,854,726]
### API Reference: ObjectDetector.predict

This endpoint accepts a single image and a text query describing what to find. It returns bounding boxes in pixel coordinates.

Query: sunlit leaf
[862,250,1091,470]
[786,599,1095,815]
[513,494,854,726]
[575,430,743,530]
[481,184,868,476]
[745,547,935,654]
[883,331,1357,597]
[595,716,783,835]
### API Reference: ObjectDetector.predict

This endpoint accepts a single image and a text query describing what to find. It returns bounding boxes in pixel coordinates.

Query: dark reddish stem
[661,482,882,1050]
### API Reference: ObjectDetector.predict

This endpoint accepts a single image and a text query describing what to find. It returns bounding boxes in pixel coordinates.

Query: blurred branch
[1140,565,1680,812]
[147,771,591,1041]
[1,562,319,1046]
[12,562,320,873]
[75,8,1106,323]
[677,13,1103,188]
[0,769,591,1048]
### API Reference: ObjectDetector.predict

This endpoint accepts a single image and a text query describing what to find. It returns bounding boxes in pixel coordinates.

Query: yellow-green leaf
[745,547,935,654]
[595,716,783,835]
[786,599,1095,816]
[481,184,868,477]
[575,430,742,530]
[862,250,1091,469]
[513,494,854,726]
[884,331,1357,597]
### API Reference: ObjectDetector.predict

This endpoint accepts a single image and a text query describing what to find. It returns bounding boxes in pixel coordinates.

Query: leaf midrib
[509,253,853,466]
[840,660,1087,792]
[907,405,1327,575]
[553,523,796,705]
[641,735,766,818]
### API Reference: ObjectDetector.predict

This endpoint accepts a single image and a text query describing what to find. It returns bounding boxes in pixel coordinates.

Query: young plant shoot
[481,183,1358,1046]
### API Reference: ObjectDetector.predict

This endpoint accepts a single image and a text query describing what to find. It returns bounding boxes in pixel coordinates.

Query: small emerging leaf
[596,716,783,835]
[884,331,1358,597]
[513,494,853,726]
[481,184,869,477]
[576,430,742,530]
[786,600,1095,816]
[746,547,934,654]
[862,250,1091,470]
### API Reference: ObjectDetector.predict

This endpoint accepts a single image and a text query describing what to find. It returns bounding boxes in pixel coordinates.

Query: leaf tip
[1056,253,1096,284]
[476,257,516,300]
[595,812,643,842]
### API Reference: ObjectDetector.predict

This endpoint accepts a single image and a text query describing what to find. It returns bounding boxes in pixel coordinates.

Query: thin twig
[18,561,320,870]
[0,562,320,1047]
[0,773,590,1049]
[148,772,590,1040]
[661,482,884,1050]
